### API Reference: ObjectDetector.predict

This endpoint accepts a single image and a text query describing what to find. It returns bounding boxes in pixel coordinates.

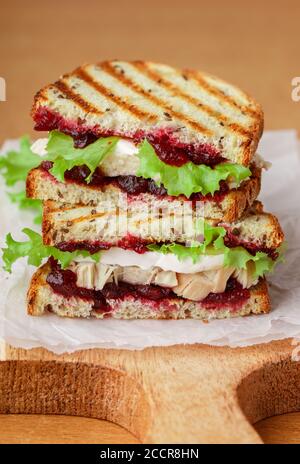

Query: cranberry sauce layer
[57,235,150,254]
[56,233,278,259]
[47,261,109,313]
[40,161,230,203]
[199,278,250,311]
[46,259,251,312]
[34,106,224,166]
[140,129,224,167]
[223,229,280,260]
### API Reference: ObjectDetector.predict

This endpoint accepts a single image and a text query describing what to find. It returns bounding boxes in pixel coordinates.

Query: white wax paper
[0,130,299,354]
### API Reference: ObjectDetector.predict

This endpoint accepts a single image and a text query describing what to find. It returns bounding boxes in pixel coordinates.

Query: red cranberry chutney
[46,259,251,313]
[34,106,225,166]
[56,235,279,260]
[41,161,229,203]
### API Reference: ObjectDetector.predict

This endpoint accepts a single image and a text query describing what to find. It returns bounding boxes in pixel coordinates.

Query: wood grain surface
[0,415,140,444]
[0,0,299,142]
[1,340,300,444]
[0,0,300,444]
[0,413,298,445]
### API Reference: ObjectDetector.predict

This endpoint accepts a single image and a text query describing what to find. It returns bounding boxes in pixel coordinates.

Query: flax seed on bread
[41,199,284,252]
[31,60,264,166]
[27,262,270,319]
[221,203,284,250]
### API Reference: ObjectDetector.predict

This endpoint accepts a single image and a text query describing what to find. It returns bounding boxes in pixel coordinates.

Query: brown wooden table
[0,0,300,444]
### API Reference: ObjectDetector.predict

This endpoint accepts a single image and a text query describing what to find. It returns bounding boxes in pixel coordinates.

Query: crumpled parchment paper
[0,130,299,353]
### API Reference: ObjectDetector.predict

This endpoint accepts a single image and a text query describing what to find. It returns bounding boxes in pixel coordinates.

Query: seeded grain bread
[32,60,264,166]
[27,263,270,319]
[221,204,284,250]
[42,200,284,251]
[27,165,261,223]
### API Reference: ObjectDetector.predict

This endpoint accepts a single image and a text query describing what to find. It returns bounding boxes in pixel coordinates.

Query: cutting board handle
[1,340,300,443]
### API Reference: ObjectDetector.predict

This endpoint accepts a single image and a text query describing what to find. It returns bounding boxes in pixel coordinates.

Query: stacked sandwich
[3,60,284,319]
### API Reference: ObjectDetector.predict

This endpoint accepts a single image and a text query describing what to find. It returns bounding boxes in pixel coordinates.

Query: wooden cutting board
[0,0,299,446]
[1,339,300,444]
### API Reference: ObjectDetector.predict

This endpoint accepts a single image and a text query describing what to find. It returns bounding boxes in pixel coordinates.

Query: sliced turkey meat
[69,261,258,301]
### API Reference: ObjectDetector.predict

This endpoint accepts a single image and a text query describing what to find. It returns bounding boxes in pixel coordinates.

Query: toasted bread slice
[32,60,263,166]
[221,203,284,250]
[42,200,284,254]
[27,165,261,223]
[27,262,270,319]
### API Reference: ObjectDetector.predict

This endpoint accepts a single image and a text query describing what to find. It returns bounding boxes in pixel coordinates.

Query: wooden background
[0,0,300,444]
[0,0,300,142]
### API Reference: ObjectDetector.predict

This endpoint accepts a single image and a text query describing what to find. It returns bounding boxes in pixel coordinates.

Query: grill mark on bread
[57,213,106,225]
[46,204,82,213]
[43,198,284,252]
[133,61,251,138]
[229,123,253,140]
[74,67,158,123]
[54,80,103,115]
[131,61,212,134]
[186,71,260,118]
[101,61,212,135]
[101,61,176,116]
[34,89,48,103]
[31,60,264,165]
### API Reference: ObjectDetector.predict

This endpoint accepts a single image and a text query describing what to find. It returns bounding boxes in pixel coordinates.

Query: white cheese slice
[73,247,225,274]
[31,137,140,176]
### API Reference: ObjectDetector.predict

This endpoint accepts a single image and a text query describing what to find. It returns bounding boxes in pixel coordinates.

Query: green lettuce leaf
[223,242,286,277]
[149,241,276,278]
[198,219,226,251]
[8,192,43,224]
[148,220,283,278]
[46,131,119,182]
[223,247,275,278]
[0,137,42,222]
[148,221,226,257]
[147,242,205,263]
[2,228,101,273]
[0,136,40,186]
[136,139,251,197]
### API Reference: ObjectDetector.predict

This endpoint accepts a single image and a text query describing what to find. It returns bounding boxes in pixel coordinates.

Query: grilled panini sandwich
[2,60,284,321]
[42,200,283,255]
[27,161,261,223]
[28,262,270,320]
[26,200,283,320]
[27,60,266,222]
[32,61,263,165]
